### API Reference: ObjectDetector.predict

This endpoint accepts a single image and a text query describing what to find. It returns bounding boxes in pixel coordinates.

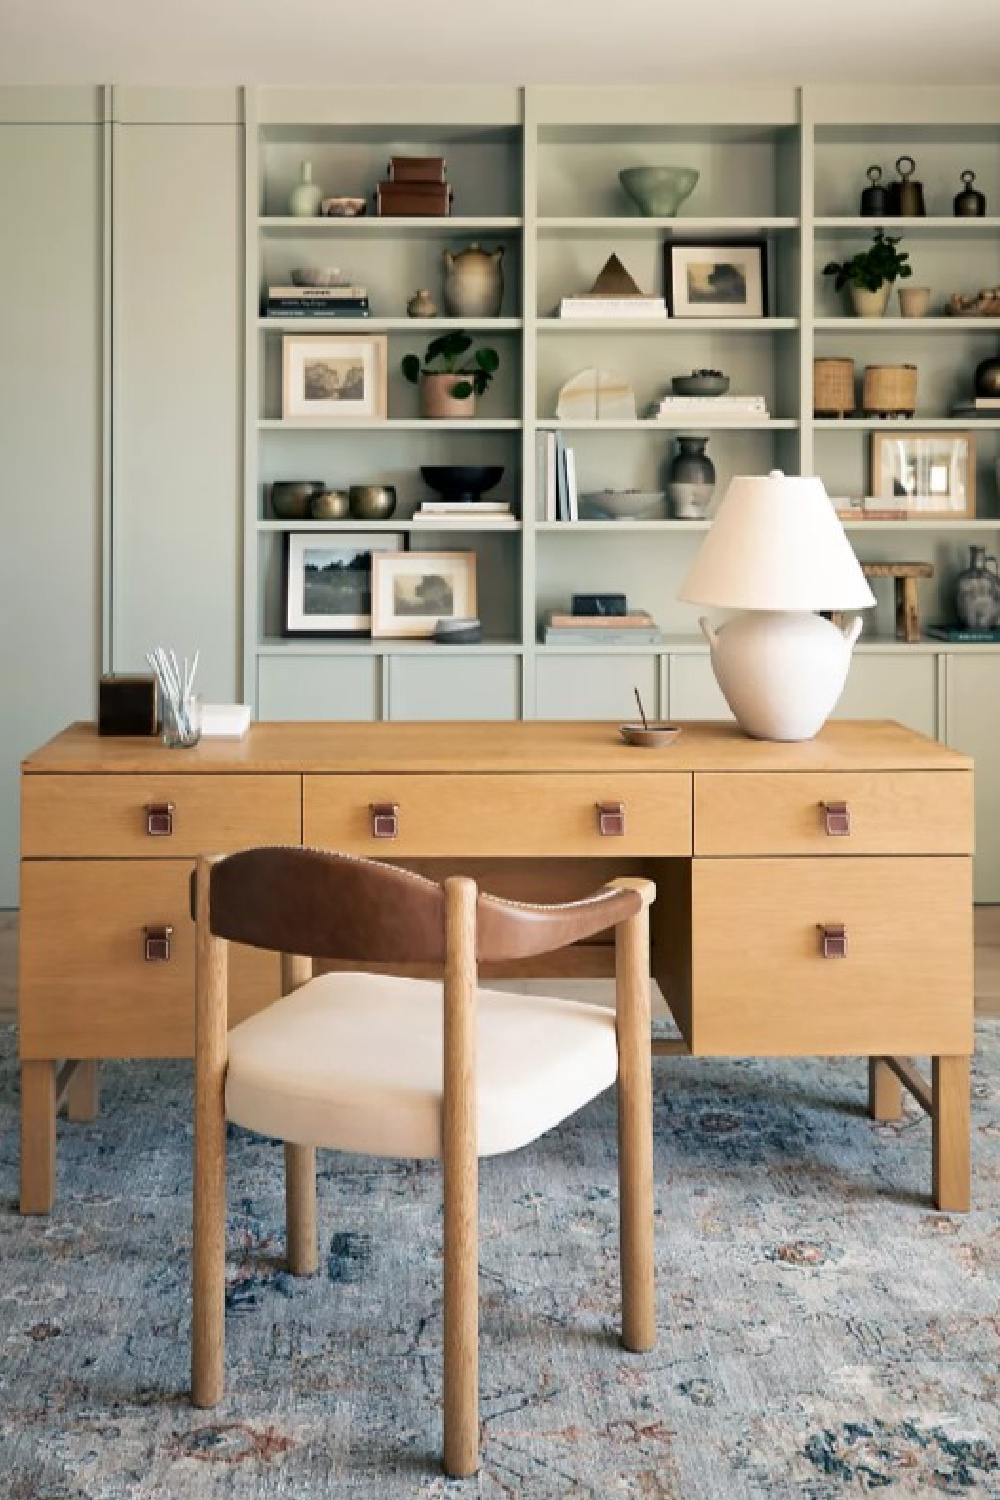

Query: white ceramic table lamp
[677,470,876,741]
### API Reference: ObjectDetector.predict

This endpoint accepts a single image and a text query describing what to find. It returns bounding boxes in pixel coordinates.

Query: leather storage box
[98,674,159,736]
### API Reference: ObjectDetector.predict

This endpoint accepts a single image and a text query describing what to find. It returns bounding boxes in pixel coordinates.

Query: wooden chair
[191,847,656,1479]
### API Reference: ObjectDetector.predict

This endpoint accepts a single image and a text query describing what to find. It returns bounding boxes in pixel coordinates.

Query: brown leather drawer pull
[143,924,173,962]
[145,801,175,837]
[818,922,848,959]
[821,800,851,837]
[596,801,626,837]
[370,802,399,839]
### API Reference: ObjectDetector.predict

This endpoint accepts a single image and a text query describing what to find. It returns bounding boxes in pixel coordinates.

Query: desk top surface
[23,720,972,775]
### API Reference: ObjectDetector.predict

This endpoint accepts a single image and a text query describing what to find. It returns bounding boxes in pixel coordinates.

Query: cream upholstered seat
[191,846,655,1480]
[225,970,620,1159]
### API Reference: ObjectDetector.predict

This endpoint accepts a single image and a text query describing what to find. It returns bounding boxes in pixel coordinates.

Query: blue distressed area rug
[0,1021,998,1498]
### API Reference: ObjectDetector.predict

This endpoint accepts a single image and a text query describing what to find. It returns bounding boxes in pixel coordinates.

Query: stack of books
[265,284,370,318]
[537,432,579,521]
[544,609,662,645]
[652,393,769,422]
[558,295,667,320]
[412,500,517,526]
[951,396,1000,419]
[375,155,452,216]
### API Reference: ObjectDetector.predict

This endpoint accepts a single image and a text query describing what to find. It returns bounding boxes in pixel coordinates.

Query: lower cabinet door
[387,654,520,720]
[257,655,379,721]
[535,654,659,720]
[690,856,973,1057]
[19,861,280,1059]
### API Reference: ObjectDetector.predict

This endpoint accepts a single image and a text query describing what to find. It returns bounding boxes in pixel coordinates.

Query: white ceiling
[1,0,999,86]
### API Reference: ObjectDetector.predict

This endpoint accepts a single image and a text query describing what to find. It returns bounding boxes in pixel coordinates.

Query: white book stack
[653,394,770,421]
[559,296,667,319]
[412,501,517,525]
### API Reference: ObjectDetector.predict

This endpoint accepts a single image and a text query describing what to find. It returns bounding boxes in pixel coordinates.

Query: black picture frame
[663,239,769,318]
[282,530,406,636]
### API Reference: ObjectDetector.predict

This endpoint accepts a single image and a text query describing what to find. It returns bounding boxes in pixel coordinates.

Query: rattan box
[814,357,855,416]
[863,363,918,417]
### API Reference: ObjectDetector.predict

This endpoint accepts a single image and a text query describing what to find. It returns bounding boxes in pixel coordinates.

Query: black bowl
[420,465,504,504]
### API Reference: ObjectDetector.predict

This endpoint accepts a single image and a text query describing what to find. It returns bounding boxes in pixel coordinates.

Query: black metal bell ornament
[954,170,986,217]
[887,155,925,217]
[860,165,889,217]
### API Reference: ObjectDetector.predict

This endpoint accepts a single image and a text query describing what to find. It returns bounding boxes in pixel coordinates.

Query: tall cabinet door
[0,92,104,905]
[111,96,243,701]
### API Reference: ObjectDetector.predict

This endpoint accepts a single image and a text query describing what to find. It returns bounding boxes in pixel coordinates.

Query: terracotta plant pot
[420,373,476,419]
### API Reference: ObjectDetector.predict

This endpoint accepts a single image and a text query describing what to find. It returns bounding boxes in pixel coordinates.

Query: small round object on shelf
[618,165,699,217]
[671,370,730,397]
[290,267,348,287]
[420,465,504,504]
[320,197,367,217]
[619,722,681,749]
[433,617,482,644]
[583,490,666,520]
[309,489,350,520]
[270,480,324,519]
[348,484,397,520]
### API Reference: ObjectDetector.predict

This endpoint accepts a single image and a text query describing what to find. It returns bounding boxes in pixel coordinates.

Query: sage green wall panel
[257,655,379,720]
[666,655,729,721]
[946,654,1000,902]
[388,655,520,721]
[0,122,102,905]
[113,122,242,701]
[832,654,938,738]
[535,654,659,721]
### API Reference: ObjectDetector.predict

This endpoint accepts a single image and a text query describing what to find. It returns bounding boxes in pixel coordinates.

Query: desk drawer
[21,774,300,858]
[695,772,973,857]
[690,856,973,1056]
[304,773,691,857]
[19,861,280,1058]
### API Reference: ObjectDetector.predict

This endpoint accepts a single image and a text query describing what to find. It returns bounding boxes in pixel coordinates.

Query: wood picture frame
[664,239,768,318]
[371,551,477,638]
[870,431,976,518]
[283,531,405,635]
[281,334,388,422]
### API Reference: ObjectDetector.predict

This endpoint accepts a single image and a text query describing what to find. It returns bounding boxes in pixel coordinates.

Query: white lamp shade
[678,471,876,612]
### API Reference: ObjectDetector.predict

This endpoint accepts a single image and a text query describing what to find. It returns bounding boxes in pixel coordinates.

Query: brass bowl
[309,489,350,520]
[349,484,397,520]
[270,480,324,519]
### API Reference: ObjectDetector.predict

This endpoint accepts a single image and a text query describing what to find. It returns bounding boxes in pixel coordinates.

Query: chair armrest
[476,880,653,963]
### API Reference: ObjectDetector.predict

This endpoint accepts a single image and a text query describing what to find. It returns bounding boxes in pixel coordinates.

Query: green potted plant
[822,229,912,318]
[401,330,500,418]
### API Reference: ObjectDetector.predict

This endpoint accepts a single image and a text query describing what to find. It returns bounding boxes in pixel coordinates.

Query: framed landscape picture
[870,431,976,517]
[664,240,768,318]
[371,551,477,638]
[282,334,388,421]
[283,531,405,635]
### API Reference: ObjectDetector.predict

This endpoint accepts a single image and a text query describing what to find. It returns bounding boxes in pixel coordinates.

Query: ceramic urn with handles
[442,244,504,318]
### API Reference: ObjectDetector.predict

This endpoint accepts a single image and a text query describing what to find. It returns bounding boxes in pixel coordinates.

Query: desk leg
[932,1056,970,1213]
[20,1060,56,1215]
[66,1060,100,1122]
[867,1058,902,1121]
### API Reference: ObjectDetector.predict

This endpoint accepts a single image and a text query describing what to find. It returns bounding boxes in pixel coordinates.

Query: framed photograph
[870,431,976,518]
[283,531,405,635]
[371,551,477,639]
[282,334,388,421]
[664,239,768,318]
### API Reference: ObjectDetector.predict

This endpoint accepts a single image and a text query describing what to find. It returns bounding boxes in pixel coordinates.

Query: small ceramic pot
[420,373,475,420]
[850,284,892,318]
[898,286,931,318]
[349,484,397,520]
[407,288,438,318]
[309,489,350,520]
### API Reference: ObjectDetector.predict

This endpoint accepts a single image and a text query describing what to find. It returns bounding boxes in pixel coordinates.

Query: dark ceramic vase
[974,356,1000,399]
[666,435,715,519]
[955,546,1000,631]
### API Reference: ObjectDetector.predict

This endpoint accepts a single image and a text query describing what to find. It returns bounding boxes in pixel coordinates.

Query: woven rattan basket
[813,357,855,416]
[863,363,918,416]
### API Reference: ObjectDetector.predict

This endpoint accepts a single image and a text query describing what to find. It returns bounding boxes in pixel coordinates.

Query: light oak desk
[19,719,974,1215]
